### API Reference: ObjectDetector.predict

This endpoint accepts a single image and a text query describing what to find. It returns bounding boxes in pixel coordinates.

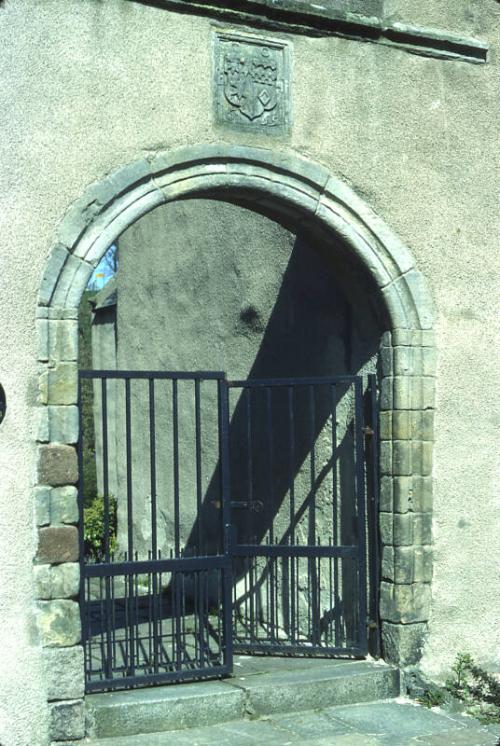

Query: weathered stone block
[36,526,79,564]
[379,475,393,512]
[393,346,437,377]
[393,345,413,375]
[34,563,52,598]
[394,376,436,411]
[391,329,418,347]
[379,411,392,440]
[415,440,433,476]
[379,512,393,545]
[392,440,412,476]
[382,545,433,583]
[391,411,434,441]
[379,581,431,623]
[37,406,79,444]
[392,475,433,513]
[379,441,392,475]
[412,475,433,513]
[35,485,51,526]
[39,243,70,306]
[43,646,85,701]
[48,319,78,362]
[38,444,78,486]
[49,699,85,741]
[46,363,78,405]
[47,306,79,320]
[382,621,427,665]
[34,563,80,599]
[38,318,49,361]
[382,441,433,477]
[381,545,394,581]
[36,600,81,646]
[381,377,436,411]
[380,331,392,348]
[51,486,79,524]
[380,345,393,376]
[393,513,433,546]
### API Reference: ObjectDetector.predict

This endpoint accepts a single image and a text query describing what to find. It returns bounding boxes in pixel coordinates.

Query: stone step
[83,697,500,746]
[85,657,399,740]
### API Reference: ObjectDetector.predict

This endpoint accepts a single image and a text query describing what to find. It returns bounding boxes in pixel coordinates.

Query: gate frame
[35,143,435,739]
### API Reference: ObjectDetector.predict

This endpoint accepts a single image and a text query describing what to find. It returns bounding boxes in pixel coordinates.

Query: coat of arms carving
[214,33,291,134]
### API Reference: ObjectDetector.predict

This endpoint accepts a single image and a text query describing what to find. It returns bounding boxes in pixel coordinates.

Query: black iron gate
[78,371,233,692]
[227,375,377,657]
[78,370,378,692]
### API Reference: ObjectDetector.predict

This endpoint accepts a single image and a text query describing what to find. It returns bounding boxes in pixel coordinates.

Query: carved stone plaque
[214,32,291,135]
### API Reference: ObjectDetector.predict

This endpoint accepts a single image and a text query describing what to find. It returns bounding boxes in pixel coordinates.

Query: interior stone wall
[87,199,381,644]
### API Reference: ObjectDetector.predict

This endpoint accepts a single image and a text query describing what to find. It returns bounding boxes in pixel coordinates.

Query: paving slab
[323,700,471,738]
[268,709,354,738]
[414,727,499,746]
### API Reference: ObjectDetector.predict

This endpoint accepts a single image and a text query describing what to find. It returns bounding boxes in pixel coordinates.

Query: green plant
[417,688,446,708]
[84,494,118,561]
[446,653,500,725]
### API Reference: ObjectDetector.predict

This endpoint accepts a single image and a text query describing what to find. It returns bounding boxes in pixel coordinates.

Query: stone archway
[35,143,435,740]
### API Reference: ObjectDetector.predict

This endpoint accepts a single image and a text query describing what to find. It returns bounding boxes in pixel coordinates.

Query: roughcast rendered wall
[0,1,498,744]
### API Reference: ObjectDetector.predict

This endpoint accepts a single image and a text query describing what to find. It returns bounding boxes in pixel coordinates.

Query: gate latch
[230,500,264,513]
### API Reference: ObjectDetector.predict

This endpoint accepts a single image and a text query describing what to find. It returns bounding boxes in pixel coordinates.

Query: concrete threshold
[85,656,399,740]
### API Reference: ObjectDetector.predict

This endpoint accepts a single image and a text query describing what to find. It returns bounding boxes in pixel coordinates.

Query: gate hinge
[366,619,378,630]
[363,426,375,436]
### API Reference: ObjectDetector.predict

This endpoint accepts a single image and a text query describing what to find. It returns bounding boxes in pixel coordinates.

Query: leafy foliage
[84,494,118,562]
[417,688,445,708]
[446,653,500,725]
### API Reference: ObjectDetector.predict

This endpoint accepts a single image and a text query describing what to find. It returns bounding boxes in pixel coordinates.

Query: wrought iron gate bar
[79,369,226,379]
[227,375,359,387]
[231,545,358,558]
[84,664,231,693]
[84,556,231,577]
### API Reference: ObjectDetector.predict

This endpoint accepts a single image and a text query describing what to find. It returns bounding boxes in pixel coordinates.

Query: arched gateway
[36,143,435,696]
